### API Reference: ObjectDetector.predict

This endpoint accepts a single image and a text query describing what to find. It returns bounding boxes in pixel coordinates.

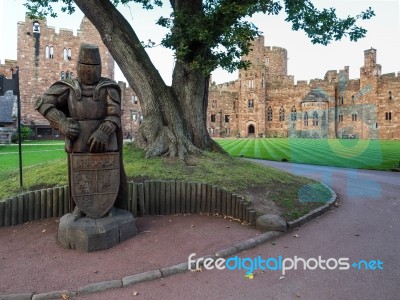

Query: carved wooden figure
[36,43,128,219]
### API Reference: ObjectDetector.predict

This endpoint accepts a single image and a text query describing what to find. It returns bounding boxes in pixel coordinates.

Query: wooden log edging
[0,181,256,228]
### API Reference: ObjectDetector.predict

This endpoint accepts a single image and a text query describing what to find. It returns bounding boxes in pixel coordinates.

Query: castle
[208,36,399,140]
[0,17,399,141]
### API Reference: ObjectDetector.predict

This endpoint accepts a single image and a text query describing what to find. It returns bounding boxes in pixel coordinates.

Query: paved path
[80,160,400,300]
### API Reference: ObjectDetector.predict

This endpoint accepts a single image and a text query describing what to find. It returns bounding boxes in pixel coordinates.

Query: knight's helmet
[77,43,102,85]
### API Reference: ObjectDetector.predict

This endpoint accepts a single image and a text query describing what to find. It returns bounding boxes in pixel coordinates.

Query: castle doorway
[248,124,255,137]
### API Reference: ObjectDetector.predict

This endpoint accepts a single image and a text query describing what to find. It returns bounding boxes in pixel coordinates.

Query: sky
[0,0,399,85]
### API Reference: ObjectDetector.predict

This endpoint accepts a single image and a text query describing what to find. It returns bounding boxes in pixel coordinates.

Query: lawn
[217,138,400,171]
[0,144,333,221]
[0,141,66,180]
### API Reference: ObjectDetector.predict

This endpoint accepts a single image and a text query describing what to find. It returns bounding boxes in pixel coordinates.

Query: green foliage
[11,126,33,143]
[23,0,374,75]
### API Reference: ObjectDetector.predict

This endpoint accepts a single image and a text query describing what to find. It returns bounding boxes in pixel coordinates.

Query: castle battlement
[265,46,287,53]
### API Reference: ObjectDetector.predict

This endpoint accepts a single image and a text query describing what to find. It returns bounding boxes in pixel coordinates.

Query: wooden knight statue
[35,43,128,219]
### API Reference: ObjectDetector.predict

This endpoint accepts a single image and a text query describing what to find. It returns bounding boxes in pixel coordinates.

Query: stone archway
[248,124,255,137]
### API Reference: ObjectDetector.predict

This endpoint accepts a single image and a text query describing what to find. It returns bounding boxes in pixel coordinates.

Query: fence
[0,180,257,228]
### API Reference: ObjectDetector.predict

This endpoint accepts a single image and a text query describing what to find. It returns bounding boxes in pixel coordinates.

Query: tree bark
[74,0,223,158]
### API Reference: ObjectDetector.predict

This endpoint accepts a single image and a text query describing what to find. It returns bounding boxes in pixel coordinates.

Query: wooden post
[52,188,59,219]
[58,188,64,217]
[155,181,161,215]
[11,197,18,226]
[46,188,53,218]
[216,188,222,215]
[144,181,150,215]
[138,183,145,216]
[35,190,41,220]
[221,190,227,216]
[64,186,70,214]
[170,181,176,215]
[18,194,24,224]
[0,201,4,227]
[175,181,181,214]
[180,181,186,214]
[149,181,156,215]
[200,183,207,213]
[132,183,138,217]
[238,199,244,221]
[165,181,171,215]
[160,181,166,215]
[196,182,202,213]
[206,184,212,213]
[128,182,133,213]
[23,193,29,222]
[41,189,47,219]
[190,182,196,214]
[211,186,217,214]
[226,192,232,217]
[28,191,35,221]
[185,182,191,214]
[4,199,11,226]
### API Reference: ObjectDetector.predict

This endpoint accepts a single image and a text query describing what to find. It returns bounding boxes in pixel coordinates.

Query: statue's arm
[87,86,121,152]
[35,85,79,140]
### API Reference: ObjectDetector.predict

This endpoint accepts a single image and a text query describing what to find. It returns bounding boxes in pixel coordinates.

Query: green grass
[0,144,332,221]
[218,138,400,171]
[0,141,66,179]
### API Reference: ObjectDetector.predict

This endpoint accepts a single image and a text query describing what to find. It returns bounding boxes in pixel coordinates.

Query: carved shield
[70,152,120,218]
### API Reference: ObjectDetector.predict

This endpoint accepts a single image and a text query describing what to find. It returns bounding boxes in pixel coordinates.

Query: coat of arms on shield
[70,152,120,218]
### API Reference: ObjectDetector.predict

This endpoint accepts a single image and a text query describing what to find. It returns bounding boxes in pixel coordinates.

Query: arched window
[45,46,49,58]
[67,48,72,60]
[279,106,285,122]
[291,106,297,121]
[49,46,54,59]
[65,71,70,79]
[60,71,65,80]
[63,48,68,61]
[304,112,309,126]
[313,111,319,126]
[70,72,73,79]
[248,99,254,108]
[267,106,273,122]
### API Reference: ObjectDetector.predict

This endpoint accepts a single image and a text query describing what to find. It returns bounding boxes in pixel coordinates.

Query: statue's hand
[87,129,109,153]
[59,118,80,140]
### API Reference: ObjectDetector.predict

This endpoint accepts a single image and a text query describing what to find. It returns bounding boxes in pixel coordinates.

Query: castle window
[265,57,270,66]
[291,106,297,121]
[322,111,327,126]
[341,96,344,105]
[261,78,265,88]
[267,106,273,122]
[352,113,357,122]
[304,112,309,126]
[70,72,73,79]
[338,114,343,122]
[389,91,392,100]
[60,71,65,80]
[45,46,49,58]
[248,100,254,108]
[49,46,54,59]
[385,112,392,121]
[248,80,254,89]
[68,48,72,60]
[211,114,216,123]
[131,95,138,104]
[65,71,70,79]
[32,21,40,33]
[312,111,319,126]
[279,106,285,122]
[224,115,230,123]
[63,48,68,61]
[374,123,378,129]
[352,95,355,103]
[212,99,216,108]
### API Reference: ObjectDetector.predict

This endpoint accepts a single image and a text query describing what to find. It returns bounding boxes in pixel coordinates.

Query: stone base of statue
[58,208,137,252]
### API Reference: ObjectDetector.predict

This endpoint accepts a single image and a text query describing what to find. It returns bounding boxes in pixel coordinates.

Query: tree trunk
[74,0,223,158]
